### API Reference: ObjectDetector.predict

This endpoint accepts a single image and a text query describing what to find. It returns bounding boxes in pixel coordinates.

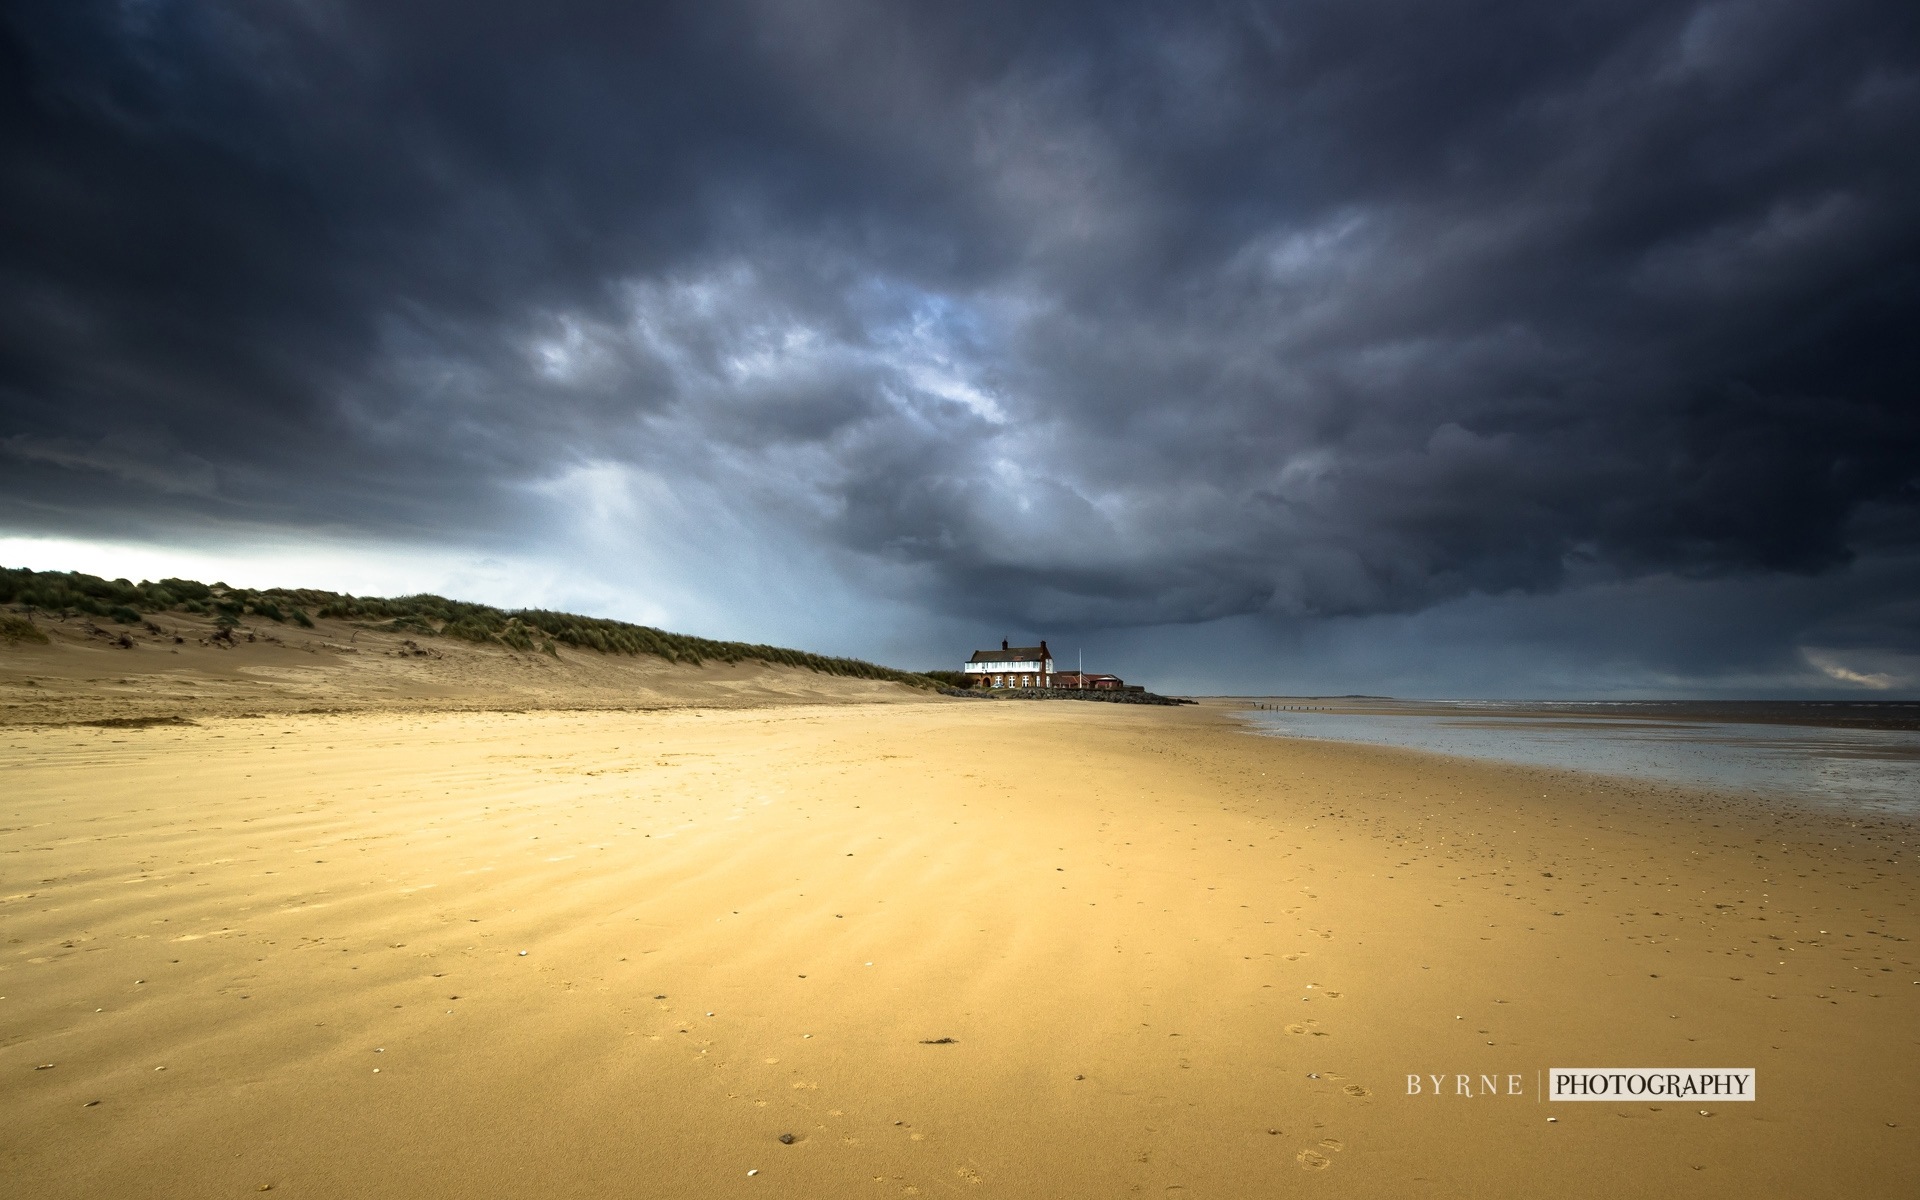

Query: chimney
[1002,638,1009,651]
[1039,639,1049,657]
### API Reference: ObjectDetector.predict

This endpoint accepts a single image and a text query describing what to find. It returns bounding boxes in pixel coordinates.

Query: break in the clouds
[2,1,1917,694]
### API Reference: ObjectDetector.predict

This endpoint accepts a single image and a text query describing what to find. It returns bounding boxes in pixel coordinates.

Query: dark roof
[968,645,1050,664]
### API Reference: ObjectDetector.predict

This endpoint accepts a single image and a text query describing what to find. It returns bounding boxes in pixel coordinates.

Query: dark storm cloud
[2,1,1917,657]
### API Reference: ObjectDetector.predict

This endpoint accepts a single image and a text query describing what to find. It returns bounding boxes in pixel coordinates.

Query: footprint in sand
[790,1081,818,1090]
[1297,1150,1331,1170]
[1342,1085,1370,1098]
[955,1165,983,1184]
[1319,1139,1345,1152]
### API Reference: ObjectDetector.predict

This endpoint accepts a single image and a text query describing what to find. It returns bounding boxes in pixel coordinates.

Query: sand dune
[3,700,1914,1197]
[0,609,927,726]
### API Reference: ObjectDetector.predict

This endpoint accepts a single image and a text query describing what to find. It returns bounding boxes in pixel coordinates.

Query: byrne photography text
[1405,1069,1756,1101]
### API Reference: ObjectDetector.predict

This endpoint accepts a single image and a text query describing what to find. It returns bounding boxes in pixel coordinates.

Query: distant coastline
[1221,695,1920,732]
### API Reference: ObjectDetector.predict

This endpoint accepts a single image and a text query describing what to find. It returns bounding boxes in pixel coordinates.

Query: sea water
[1240,703,1920,815]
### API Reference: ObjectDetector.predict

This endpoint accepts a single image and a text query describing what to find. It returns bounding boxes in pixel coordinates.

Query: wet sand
[3,701,1915,1197]
[1236,700,1920,814]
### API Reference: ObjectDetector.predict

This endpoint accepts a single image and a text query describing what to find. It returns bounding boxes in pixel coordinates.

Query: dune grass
[0,612,50,644]
[0,567,935,688]
[919,670,979,689]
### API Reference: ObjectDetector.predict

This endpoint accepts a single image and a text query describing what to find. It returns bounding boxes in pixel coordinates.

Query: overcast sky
[3,1,1917,696]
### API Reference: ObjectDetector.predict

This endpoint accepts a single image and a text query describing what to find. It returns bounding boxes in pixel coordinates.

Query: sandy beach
[4,698,1915,1197]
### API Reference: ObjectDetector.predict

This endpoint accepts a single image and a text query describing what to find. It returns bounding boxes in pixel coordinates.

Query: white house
[963,639,1053,689]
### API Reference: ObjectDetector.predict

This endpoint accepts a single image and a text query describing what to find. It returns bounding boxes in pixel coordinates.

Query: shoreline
[1214,697,1920,817]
